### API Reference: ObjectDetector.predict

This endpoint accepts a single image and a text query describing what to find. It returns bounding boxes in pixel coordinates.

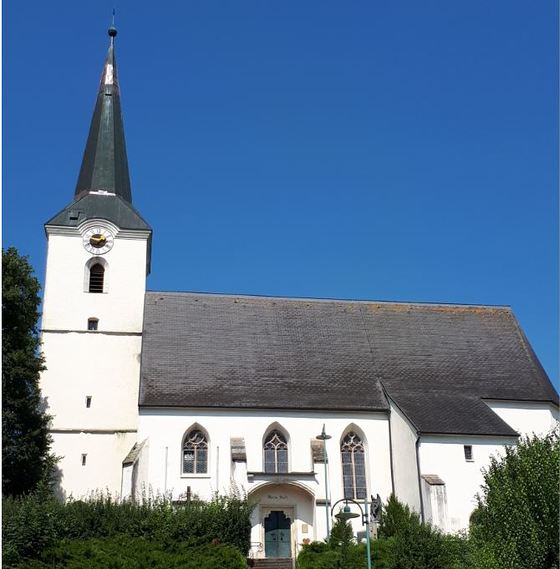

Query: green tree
[2,247,54,496]
[378,494,416,539]
[329,517,355,567]
[469,430,560,569]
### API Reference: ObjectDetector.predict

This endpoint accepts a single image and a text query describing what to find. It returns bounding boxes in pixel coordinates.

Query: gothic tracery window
[182,429,208,474]
[341,431,366,499]
[264,430,288,473]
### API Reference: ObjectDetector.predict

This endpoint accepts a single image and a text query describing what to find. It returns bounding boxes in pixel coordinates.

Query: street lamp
[335,504,360,521]
[331,498,374,569]
[315,424,332,539]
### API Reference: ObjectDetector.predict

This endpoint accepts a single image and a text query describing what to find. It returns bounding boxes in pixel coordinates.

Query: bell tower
[40,25,151,498]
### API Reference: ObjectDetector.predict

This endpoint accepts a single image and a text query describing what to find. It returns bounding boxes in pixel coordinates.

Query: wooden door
[264,510,291,558]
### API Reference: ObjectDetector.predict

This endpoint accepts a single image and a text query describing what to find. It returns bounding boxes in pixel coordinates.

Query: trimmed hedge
[3,491,253,568]
[20,537,248,569]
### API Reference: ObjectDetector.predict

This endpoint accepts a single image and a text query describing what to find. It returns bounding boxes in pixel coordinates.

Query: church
[39,27,558,561]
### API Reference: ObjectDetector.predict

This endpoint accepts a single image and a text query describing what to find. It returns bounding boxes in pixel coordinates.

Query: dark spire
[75,24,132,202]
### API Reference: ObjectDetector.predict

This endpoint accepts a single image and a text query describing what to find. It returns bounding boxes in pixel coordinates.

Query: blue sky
[4,1,558,385]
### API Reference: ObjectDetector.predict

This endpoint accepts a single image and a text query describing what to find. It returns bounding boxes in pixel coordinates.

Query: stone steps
[248,558,293,569]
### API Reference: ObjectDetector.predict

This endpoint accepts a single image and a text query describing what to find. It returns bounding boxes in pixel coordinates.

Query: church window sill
[180,474,211,479]
[247,471,316,482]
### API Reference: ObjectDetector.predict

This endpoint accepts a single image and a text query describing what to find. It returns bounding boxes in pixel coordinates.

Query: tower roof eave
[45,193,151,232]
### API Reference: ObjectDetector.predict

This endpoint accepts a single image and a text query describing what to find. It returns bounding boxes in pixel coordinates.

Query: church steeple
[46,22,151,272]
[75,25,132,203]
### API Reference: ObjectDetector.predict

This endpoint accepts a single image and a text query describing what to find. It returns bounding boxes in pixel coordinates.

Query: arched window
[341,431,366,499]
[264,430,288,473]
[89,263,105,293]
[182,429,208,474]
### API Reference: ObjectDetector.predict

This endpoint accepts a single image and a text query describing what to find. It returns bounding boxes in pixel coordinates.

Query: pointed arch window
[89,263,105,293]
[182,429,208,474]
[341,431,366,499]
[264,430,288,473]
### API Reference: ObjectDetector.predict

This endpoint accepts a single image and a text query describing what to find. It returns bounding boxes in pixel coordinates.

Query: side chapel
[39,27,559,561]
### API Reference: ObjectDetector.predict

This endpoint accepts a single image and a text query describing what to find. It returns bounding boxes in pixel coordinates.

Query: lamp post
[315,424,332,540]
[331,498,373,569]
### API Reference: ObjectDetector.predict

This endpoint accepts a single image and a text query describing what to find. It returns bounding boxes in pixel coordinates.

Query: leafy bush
[379,495,468,569]
[378,494,415,538]
[20,537,247,568]
[469,430,560,569]
[297,539,391,569]
[297,496,468,569]
[2,491,253,568]
[297,541,342,569]
[2,486,63,567]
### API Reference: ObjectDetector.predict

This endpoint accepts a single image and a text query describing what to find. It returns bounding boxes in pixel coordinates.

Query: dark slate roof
[139,292,558,435]
[75,28,132,202]
[45,193,150,231]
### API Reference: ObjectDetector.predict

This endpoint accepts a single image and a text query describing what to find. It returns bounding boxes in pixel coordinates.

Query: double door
[264,510,292,558]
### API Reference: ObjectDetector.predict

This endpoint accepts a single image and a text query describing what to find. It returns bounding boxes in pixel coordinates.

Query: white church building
[39,27,558,561]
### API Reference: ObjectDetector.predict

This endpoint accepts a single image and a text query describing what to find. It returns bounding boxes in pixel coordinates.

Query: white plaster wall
[53,431,137,498]
[135,440,150,499]
[40,222,149,498]
[42,229,148,332]
[137,408,393,540]
[421,481,448,532]
[122,464,134,499]
[41,333,141,430]
[485,401,559,437]
[418,435,517,532]
[389,401,421,512]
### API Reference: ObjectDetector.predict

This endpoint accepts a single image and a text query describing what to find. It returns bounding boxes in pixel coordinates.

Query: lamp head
[316,424,332,441]
[335,504,360,521]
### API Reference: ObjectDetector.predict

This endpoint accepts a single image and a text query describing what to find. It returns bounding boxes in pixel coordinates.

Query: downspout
[216,445,220,491]
[415,435,425,523]
[380,382,396,496]
[387,411,396,496]
[164,446,168,493]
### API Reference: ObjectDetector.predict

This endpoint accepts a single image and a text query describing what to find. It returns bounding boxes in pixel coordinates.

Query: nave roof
[139,291,557,436]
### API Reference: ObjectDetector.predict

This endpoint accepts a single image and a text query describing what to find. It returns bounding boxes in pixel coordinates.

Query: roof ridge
[145,289,512,310]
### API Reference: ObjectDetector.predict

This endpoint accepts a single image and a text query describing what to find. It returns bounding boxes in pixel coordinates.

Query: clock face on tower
[83,226,114,255]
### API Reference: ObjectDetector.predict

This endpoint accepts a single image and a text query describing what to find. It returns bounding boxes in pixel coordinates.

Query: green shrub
[296,541,342,569]
[379,495,468,569]
[20,537,247,568]
[378,494,415,538]
[2,491,253,568]
[469,430,560,569]
[296,539,392,569]
[2,488,64,566]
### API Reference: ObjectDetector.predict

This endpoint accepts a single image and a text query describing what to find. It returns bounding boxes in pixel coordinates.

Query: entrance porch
[248,483,315,562]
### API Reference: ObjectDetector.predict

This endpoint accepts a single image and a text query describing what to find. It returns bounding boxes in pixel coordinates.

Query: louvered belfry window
[89,264,105,293]
[341,432,366,499]
[183,430,208,474]
[264,430,288,473]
